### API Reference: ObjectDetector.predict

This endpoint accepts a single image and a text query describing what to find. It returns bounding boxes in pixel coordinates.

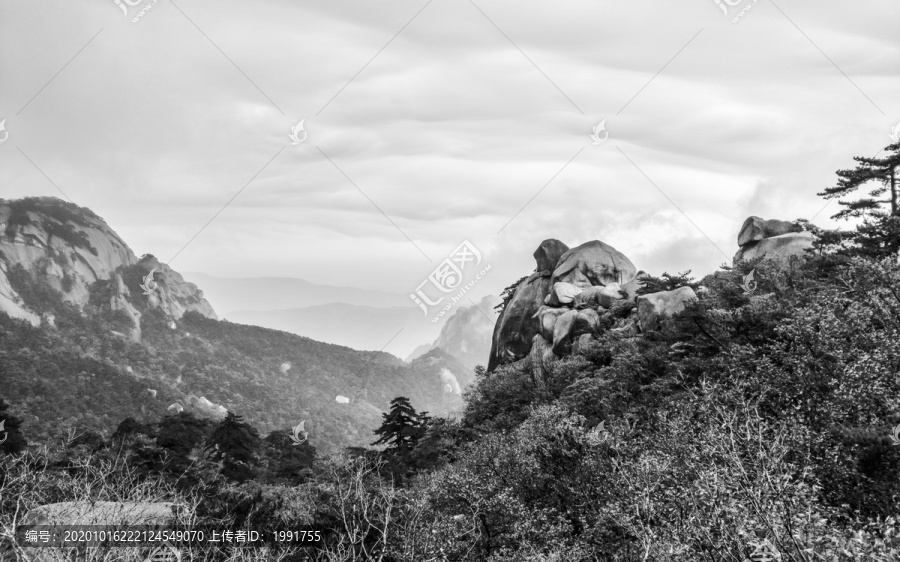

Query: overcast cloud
[1,0,898,321]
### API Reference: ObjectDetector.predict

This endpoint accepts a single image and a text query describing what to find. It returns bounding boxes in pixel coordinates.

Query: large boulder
[551,310,580,355]
[16,502,182,562]
[533,239,569,275]
[551,308,600,356]
[552,240,637,288]
[621,272,648,301]
[737,216,802,246]
[190,396,227,420]
[545,281,583,306]
[22,501,180,526]
[734,232,814,263]
[529,334,555,391]
[574,283,624,309]
[533,306,572,341]
[488,272,553,371]
[636,286,698,332]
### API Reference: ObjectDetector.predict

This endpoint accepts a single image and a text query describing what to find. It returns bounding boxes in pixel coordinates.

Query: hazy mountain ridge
[225,303,423,353]
[406,294,500,377]
[182,272,411,311]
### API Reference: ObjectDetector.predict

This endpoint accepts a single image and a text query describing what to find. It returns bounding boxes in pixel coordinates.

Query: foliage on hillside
[0,263,457,455]
[1,197,100,255]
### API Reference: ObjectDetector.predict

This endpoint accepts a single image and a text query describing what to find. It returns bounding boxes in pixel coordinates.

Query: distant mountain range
[181,273,444,356]
[181,273,411,311]
[225,303,434,356]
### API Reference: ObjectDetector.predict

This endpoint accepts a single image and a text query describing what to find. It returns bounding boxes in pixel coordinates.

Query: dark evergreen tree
[111,417,155,440]
[263,430,315,482]
[157,412,211,457]
[817,141,900,259]
[819,141,900,219]
[206,412,261,482]
[636,270,696,295]
[372,397,429,452]
[0,399,27,455]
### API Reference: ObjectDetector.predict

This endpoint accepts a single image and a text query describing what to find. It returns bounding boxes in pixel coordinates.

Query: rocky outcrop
[636,287,698,332]
[488,272,554,371]
[487,218,812,383]
[573,283,624,309]
[734,216,813,264]
[534,239,569,275]
[189,396,227,420]
[139,255,218,320]
[17,501,181,562]
[489,238,636,372]
[0,260,39,327]
[735,231,814,263]
[111,272,142,342]
[552,240,637,288]
[0,197,217,330]
[737,216,802,247]
[22,501,180,526]
[545,281,582,306]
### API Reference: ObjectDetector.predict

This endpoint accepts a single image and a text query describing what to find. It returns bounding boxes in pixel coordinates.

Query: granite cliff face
[488,217,810,379]
[733,216,813,263]
[488,238,639,372]
[0,197,216,337]
[407,294,501,378]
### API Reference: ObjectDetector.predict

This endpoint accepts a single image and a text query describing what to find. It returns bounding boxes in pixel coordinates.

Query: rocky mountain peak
[489,218,814,376]
[0,197,216,336]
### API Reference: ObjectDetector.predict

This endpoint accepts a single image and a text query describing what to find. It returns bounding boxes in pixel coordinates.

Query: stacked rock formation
[488,239,699,382]
[734,216,813,263]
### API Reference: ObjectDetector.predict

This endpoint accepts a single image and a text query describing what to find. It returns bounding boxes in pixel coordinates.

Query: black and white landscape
[1,1,899,561]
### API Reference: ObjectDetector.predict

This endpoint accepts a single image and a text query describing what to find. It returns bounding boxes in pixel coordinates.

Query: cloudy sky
[1,0,898,307]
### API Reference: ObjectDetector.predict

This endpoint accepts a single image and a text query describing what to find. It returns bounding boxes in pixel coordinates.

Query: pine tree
[819,141,900,219]
[263,430,315,482]
[206,412,261,481]
[0,399,27,455]
[372,397,429,452]
[817,141,900,259]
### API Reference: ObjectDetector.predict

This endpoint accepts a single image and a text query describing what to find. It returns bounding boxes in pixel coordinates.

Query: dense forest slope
[0,197,459,453]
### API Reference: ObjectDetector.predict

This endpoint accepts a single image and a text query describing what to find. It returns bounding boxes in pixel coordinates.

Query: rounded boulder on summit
[489,238,636,372]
